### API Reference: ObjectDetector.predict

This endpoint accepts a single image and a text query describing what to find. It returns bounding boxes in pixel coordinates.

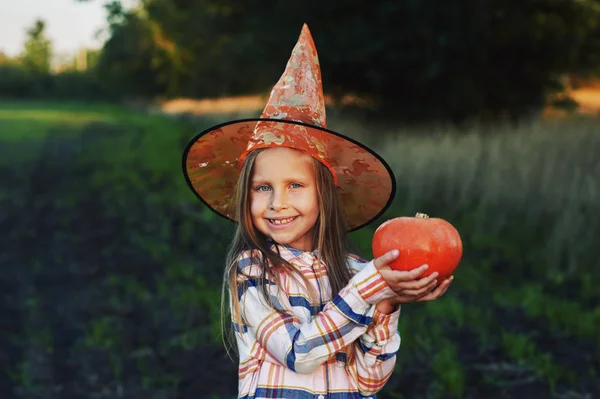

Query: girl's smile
[250,147,319,251]
[266,216,299,228]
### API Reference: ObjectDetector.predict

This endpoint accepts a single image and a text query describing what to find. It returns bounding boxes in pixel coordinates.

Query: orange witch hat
[182,24,395,231]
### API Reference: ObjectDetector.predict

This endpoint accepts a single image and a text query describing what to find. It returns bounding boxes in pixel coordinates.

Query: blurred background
[1,0,599,398]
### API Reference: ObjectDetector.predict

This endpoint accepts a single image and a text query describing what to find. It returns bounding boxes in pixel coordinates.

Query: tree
[76,0,600,123]
[20,19,53,74]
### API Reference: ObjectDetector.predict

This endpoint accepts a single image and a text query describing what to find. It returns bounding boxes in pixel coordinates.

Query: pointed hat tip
[298,23,315,46]
[300,23,312,36]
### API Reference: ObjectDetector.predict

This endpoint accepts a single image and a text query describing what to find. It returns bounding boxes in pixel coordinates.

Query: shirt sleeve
[353,306,401,396]
[235,251,397,375]
[346,254,402,396]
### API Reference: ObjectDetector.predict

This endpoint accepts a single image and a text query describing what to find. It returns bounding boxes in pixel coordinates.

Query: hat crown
[259,23,326,127]
[239,24,333,180]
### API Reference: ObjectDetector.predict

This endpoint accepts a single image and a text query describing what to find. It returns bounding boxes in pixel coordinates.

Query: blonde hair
[220,147,356,364]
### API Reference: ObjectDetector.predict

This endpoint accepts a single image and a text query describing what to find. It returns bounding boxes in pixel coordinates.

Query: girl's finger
[391,264,430,282]
[373,250,400,270]
[420,277,453,301]
[400,278,438,297]
[395,271,438,289]
[438,277,454,297]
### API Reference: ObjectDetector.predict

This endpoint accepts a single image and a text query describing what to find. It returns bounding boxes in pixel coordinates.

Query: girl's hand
[373,250,454,306]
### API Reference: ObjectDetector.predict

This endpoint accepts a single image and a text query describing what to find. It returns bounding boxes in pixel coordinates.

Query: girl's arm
[234,250,397,375]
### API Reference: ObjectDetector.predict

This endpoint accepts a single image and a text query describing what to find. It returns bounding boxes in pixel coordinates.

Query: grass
[344,116,599,398]
[1,100,598,398]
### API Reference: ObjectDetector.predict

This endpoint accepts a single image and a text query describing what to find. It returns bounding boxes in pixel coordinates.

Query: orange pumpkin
[372,213,463,281]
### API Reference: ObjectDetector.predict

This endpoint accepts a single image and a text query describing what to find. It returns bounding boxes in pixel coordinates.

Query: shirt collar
[266,239,319,262]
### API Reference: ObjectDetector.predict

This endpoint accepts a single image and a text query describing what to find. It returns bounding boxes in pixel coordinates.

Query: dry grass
[545,80,600,117]
[569,87,600,113]
[354,117,599,275]
[160,95,267,116]
[160,83,600,120]
[158,94,373,117]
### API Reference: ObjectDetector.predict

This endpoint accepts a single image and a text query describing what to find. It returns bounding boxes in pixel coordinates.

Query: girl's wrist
[376,298,400,314]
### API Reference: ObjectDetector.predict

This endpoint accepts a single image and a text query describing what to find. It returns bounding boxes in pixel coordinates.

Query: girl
[182,24,454,399]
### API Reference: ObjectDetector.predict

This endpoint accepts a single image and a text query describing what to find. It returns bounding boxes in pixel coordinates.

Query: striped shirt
[231,242,401,399]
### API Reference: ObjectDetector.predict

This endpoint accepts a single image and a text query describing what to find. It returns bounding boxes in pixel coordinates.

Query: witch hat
[182,24,395,231]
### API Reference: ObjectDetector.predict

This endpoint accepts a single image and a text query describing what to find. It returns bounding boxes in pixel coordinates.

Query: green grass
[339,114,600,397]
[2,100,598,398]
[0,101,128,139]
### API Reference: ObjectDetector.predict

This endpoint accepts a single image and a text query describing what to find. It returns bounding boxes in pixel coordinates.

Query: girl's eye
[256,185,271,192]
[290,183,302,189]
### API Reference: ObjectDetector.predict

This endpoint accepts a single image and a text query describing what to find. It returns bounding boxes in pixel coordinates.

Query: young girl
[182,24,453,399]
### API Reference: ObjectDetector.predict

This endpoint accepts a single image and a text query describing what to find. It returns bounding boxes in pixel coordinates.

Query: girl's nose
[269,189,288,210]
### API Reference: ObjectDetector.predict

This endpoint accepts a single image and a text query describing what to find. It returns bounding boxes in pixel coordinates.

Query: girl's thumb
[373,249,399,270]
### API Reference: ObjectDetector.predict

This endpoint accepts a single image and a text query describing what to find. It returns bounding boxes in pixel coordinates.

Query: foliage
[20,19,52,74]
[0,16,108,101]
[82,0,600,123]
[1,101,598,398]
[0,63,111,101]
[3,0,600,122]
[0,20,57,99]
[92,0,176,97]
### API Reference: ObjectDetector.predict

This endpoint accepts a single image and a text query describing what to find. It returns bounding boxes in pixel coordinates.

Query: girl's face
[250,147,319,252]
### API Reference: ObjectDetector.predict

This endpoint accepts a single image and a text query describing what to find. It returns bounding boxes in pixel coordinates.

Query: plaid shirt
[231,242,401,399]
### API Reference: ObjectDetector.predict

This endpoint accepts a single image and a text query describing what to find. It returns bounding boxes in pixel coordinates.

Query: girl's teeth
[272,217,295,225]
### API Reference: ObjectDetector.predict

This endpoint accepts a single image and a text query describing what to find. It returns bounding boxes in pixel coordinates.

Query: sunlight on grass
[0,101,175,141]
[0,110,110,123]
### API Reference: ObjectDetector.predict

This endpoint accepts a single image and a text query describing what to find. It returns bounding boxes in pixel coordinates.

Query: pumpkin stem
[415,212,430,219]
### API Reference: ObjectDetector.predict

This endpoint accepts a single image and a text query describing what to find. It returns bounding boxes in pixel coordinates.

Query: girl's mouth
[267,216,298,227]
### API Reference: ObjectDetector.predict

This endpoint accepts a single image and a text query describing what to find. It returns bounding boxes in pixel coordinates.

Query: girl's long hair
[220,148,357,364]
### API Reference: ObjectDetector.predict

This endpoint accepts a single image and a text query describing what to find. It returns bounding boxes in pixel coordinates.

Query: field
[1,100,598,399]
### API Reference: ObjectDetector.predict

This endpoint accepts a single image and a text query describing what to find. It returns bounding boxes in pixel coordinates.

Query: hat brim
[181,118,396,232]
